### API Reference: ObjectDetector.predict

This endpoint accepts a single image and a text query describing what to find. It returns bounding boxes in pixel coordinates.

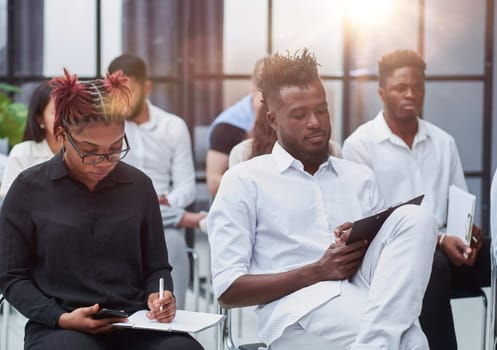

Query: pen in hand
[159,277,164,312]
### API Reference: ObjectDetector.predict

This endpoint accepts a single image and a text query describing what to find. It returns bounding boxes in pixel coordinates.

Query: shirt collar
[415,118,430,143]
[49,151,68,180]
[371,111,393,143]
[49,151,133,186]
[373,111,430,145]
[271,141,337,175]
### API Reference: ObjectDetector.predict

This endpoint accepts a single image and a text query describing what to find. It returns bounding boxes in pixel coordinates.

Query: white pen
[159,277,164,312]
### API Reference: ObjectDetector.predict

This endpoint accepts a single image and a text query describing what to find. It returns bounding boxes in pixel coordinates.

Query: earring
[39,124,45,129]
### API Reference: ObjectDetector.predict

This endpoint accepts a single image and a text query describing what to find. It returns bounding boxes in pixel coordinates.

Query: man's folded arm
[217,265,322,308]
[218,239,368,308]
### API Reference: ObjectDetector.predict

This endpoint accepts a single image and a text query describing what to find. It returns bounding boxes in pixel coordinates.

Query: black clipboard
[346,194,425,245]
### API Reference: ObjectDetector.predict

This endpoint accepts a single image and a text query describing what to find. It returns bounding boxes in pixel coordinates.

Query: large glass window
[273,0,344,76]
[101,0,122,72]
[424,82,483,172]
[0,0,493,232]
[43,0,96,76]
[223,0,267,74]
[425,0,485,75]
[346,0,419,74]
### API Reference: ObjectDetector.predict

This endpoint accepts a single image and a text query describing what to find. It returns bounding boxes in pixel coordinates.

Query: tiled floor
[1,288,491,350]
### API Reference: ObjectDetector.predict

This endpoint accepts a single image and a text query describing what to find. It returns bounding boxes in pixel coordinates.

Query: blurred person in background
[206,58,265,196]
[0,82,60,196]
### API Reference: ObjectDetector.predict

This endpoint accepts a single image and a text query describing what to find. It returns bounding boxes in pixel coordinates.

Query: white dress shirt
[123,100,195,209]
[208,142,385,344]
[0,139,54,196]
[491,170,497,260]
[342,111,467,229]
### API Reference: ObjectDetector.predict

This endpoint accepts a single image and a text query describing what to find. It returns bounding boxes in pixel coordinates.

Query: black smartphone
[93,308,129,319]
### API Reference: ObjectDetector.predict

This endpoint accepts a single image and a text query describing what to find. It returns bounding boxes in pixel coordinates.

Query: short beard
[279,127,331,167]
[295,145,329,166]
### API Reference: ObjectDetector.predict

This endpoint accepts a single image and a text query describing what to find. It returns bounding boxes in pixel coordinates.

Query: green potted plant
[0,82,28,151]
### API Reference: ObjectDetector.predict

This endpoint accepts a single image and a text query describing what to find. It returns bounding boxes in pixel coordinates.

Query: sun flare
[341,0,395,25]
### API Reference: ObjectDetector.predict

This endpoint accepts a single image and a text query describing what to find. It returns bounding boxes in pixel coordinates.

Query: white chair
[220,307,266,350]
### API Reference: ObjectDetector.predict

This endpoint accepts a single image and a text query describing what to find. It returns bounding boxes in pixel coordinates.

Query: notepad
[446,185,476,246]
[113,309,224,333]
[347,194,425,245]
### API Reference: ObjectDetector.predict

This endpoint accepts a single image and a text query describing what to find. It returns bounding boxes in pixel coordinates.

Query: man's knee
[392,204,436,230]
[388,205,437,244]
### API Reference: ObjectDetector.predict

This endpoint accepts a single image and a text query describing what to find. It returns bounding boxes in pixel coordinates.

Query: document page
[446,185,475,245]
[113,309,224,333]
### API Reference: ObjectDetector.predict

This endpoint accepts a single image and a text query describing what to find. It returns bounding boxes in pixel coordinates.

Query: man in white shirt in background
[208,49,437,349]
[108,54,206,310]
[342,49,490,350]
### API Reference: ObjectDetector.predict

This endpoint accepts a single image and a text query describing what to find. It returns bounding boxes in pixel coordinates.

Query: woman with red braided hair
[0,69,203,350]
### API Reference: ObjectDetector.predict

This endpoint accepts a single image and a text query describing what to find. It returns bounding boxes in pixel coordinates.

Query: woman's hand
[57,304,126,334]
[147,290,176,323]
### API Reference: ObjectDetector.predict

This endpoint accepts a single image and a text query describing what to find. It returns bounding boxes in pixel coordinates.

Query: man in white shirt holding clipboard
[209,49,437,350]
[343,49,490,350]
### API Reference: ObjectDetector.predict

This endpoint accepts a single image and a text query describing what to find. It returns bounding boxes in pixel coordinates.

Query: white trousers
[163,227,189,310]
[270,205,437,350]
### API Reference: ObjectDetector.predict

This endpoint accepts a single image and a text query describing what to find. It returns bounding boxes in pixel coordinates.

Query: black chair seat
[451,288,487,300]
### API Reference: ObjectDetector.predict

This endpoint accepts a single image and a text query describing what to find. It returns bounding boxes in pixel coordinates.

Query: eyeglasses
[65,131,130,165]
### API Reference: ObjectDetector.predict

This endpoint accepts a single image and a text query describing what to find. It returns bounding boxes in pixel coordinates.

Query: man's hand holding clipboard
[343,194,425,245]
[441,185,483,266]
[309,195,425,284]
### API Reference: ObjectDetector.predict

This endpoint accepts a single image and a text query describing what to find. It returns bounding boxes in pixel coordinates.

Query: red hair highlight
[103,70,131,117]
[50,68,94,130]
[49,68,132,132]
